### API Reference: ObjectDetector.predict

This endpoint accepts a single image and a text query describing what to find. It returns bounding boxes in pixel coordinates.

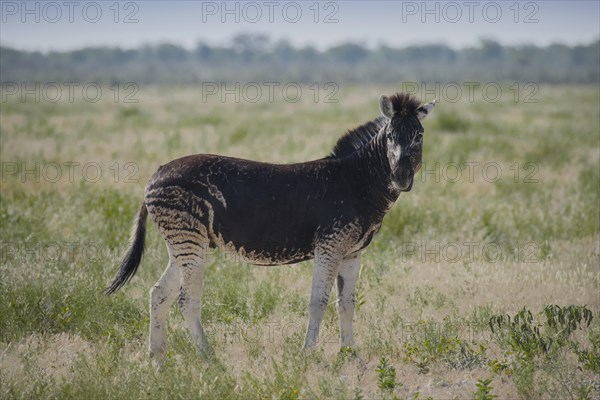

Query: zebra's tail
[104,201,148,295]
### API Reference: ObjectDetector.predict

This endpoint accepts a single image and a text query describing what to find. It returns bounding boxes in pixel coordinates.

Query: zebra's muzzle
[392,164,414,192]
[399,176,414,192]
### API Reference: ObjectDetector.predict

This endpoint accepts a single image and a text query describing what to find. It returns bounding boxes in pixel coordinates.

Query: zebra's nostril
[400,178,414,192]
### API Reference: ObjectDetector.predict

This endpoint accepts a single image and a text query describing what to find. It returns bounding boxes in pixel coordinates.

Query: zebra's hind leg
[177,252,212,357]
[149,255,180,362]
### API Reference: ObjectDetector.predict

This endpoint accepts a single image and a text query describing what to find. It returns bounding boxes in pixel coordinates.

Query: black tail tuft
[104,202,148,295]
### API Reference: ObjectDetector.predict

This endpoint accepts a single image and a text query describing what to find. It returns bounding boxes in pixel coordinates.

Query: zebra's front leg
[337,253,361,348]
[303,249,342,349]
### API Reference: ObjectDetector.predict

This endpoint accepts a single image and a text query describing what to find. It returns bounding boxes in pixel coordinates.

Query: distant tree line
[1,34,598,84]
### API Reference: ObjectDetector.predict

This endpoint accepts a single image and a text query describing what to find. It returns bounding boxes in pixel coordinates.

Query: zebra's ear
[416,98,438,120]
[379,95,394,119]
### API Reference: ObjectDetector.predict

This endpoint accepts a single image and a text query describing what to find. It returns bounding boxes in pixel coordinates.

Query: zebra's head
[379,94,437,192]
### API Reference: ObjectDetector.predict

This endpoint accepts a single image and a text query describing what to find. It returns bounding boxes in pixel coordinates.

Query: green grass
[1,84,599,399]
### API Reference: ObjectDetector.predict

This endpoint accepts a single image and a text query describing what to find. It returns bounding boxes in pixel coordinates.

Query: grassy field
[1,84,599,399]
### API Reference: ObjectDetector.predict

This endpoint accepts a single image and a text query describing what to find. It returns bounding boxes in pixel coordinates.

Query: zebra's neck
[346,129,400,213]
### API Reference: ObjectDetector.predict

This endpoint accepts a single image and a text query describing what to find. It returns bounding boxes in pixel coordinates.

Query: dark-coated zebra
[105,93,437,361]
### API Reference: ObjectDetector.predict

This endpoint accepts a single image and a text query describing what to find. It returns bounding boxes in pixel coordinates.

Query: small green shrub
[490,308,550,359]
[489,306,595,398]
[490,305,593,360]
[472,378,497,400]
[376,357,397,392]
[403,319,484,373]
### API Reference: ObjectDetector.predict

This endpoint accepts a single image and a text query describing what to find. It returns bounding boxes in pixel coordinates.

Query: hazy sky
[1,1,599,51]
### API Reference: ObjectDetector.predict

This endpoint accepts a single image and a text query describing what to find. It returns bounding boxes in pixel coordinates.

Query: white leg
[303,248,342,349]
[337,253,361,348]
[178,261,211,355]
[149,259,180,360]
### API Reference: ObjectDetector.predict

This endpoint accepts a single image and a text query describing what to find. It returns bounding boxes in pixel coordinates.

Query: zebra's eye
[414,133,423,144]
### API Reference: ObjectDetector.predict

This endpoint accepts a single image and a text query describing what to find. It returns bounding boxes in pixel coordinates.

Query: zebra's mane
[328,115,387,159]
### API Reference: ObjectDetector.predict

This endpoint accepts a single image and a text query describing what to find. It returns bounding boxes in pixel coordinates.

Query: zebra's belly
[213,239,315,266]
[207,207,319,265]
